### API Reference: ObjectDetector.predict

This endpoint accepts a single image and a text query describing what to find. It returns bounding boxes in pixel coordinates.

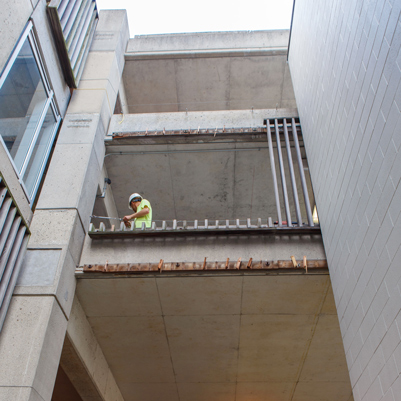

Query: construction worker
[123,193,152,228]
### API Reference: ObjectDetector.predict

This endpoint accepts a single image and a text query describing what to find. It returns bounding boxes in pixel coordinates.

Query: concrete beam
[106,109,299,137]
[80,232,325,266]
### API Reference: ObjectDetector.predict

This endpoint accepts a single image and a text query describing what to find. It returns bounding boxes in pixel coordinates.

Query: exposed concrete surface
[123,56,296,113]
[128,30,290,54]
[81,233,325,265]
[60,296,124,401]
[107,108,298,135]
[76,274,353,401]
[0,296,67,401]
[122,31,296,114]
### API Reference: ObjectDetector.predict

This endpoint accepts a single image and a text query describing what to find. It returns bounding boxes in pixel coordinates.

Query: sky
[95,0,295,36]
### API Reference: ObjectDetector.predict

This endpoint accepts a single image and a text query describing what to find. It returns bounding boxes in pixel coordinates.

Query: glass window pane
[0,37,48,172]
[22,106,57,198]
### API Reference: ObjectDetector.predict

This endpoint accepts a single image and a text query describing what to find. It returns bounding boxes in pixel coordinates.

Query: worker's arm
[123,206,149,227]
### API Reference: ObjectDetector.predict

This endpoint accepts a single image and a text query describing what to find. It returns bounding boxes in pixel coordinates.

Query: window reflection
[0,28,59,201]
[0,38,47,172]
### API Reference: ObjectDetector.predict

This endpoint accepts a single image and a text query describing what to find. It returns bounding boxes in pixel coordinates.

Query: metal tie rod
[291,118,314,226]
[90,215,123,221]
[283,118,302,226]
[275,119,292,227]
[267,121,282,227]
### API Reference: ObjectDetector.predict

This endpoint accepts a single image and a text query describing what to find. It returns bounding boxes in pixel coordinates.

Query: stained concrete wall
[289,1,401,400]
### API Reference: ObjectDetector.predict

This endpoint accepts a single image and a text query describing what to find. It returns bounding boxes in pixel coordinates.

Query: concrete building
[0,0,399,400]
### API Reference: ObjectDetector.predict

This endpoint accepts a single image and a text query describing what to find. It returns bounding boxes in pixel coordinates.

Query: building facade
[0,0,398,400]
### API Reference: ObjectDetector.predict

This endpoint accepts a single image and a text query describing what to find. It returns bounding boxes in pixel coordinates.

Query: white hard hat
[128,193,142,209]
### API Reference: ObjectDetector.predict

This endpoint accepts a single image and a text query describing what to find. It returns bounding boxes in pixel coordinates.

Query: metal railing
[89,217,319,238]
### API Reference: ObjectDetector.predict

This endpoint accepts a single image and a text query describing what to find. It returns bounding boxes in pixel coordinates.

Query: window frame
[0,21,61,203]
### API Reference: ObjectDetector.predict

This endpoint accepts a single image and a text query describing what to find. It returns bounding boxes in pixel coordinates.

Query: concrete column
[0,10,129,401]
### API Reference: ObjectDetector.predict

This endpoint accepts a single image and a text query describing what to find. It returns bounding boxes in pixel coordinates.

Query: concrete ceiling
[76,273,353,401]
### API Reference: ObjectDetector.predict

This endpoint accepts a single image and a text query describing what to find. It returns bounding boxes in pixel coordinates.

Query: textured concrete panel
[122,30,296,114]
[36,142,103,231]
[67,79,116,132]
[157,276,242,316]
[123,59,179,113]
[17,249,61,286]
[0,387,44,401]
[236,382,294,401]
[28,209,85,265]
[300,315,350,382]
[242,275,329,315]
[174,57,231,111]
[118,383,179,401]
[80,52,122,95]
[0,296,67,400]
[165,315,240,382]
[92,10,129,73]
[77,277,162,317]
[178,383,236,401]
[292,381,353,401]
[238,314,314,382]
[123,54,296,113]
[88,316,175,384]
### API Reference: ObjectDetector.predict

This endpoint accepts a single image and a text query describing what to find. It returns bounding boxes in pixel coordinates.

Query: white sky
[95,0,294,36]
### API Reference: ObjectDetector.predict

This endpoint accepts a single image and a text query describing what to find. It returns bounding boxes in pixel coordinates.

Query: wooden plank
[291,256,297,268]
[236,258,241,270]
[247,258,253,269]
[128,264,141,272]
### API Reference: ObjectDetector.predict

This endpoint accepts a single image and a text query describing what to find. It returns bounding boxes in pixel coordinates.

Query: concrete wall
[123,30,296,113]
[289,1,401,400]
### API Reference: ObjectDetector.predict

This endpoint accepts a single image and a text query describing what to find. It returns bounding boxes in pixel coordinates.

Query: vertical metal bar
[283,118,302,226]
[292,118,314,226]
[267,120,282,227]
[274,119,292,227]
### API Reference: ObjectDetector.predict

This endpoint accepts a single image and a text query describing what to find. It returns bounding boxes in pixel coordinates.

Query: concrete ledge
[79,259,328,275]
[125,47,288,60]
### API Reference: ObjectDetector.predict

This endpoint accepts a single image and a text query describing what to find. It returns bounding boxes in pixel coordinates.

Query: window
[0,22,61,202]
